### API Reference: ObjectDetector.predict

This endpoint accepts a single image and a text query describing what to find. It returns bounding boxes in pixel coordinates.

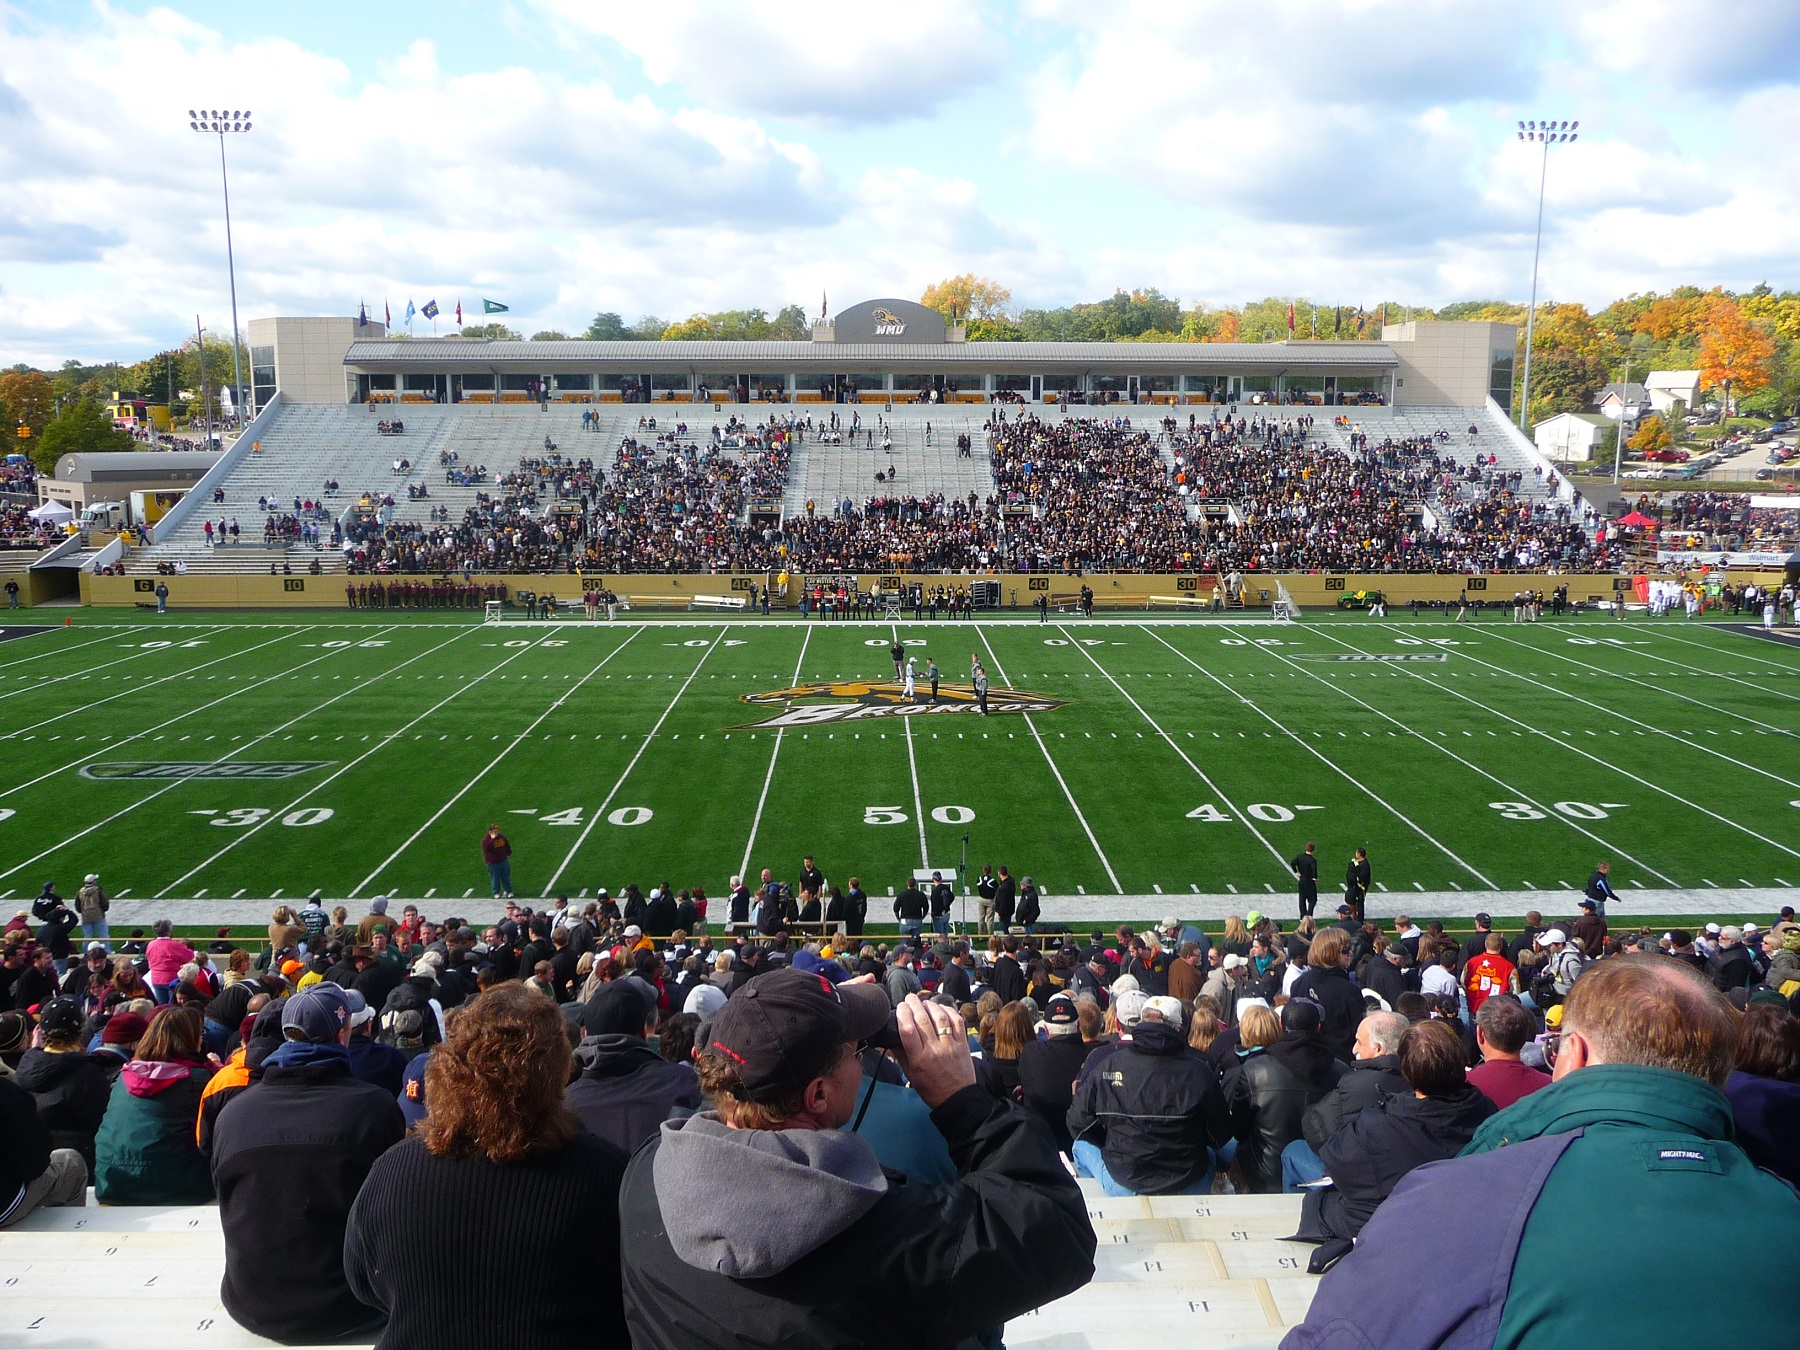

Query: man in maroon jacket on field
[482,825,513,899]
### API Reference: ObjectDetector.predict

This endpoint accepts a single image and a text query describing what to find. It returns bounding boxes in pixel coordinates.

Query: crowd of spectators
[2,861,1799,1343]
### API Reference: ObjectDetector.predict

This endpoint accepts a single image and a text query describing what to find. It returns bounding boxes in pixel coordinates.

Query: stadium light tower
[189,109,252,429]
[1515,118,1577,430]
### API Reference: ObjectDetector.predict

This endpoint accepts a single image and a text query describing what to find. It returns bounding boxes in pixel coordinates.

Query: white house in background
[1535,411,1615,462]
[1594,382,1648,421]
[1644,370,1701,416]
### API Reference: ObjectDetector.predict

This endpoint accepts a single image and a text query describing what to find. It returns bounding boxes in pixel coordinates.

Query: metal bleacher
[0,1179,1318,1348]
[783,411,997,515]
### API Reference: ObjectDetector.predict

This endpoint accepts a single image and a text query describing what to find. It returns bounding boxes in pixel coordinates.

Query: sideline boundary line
[738,626,812,882]
[0,626,405,799]
[543,627,728,895]
[159,631,564,898]
[1641,626,1800,687]
[0,624,459,885]
[353,626,645,899]
[1161,627,1678,886]
[976,625,1122,894]
[1140,626,1499,890]
[1058,624,1291,879]
[1307,625,1800,865]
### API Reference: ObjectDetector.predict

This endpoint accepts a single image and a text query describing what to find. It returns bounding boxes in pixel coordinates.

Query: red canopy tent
[1616,510,1659,529]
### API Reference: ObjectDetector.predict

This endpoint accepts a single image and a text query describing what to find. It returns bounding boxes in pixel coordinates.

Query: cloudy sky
[3,0,1798,366]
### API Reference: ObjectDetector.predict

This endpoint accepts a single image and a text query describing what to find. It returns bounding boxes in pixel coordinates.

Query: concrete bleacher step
[2,1184,1320,1349]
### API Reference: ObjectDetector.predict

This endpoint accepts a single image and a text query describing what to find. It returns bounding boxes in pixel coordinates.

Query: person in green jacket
[93,1005,215,1204]
[1283,954,1800,1350]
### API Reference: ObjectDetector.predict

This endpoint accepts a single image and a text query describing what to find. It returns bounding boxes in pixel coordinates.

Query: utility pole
[189,110,252,428]
[1515,119,1578,430]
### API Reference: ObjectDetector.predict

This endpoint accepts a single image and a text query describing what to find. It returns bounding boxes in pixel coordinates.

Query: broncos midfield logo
[738,680,1067,728]
[870,306,907,335]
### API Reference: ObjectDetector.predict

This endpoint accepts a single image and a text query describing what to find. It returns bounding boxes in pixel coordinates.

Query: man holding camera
[619,970,1094,1349]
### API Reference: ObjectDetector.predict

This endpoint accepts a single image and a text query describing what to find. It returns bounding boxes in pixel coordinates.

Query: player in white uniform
[902,657,917,703]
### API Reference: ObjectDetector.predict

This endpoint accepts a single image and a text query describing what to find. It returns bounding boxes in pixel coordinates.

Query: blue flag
[404,299,416,324]
[421,299,439,320]
[358,302,368,326]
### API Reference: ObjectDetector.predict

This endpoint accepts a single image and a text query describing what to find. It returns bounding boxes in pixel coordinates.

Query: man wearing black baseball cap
[619,969,1095,1349]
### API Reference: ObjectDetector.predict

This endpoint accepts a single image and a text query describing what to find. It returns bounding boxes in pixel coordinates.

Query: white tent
[28,500,73,524]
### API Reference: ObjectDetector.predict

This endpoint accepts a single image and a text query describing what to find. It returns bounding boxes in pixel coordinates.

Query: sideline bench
[687,594,748,611]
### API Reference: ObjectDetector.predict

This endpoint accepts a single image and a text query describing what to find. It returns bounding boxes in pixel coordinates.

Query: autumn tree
[1627,414,1672,453]
[1698,296,1775,412]
[919,275,1013,323]
[34,399,133,473]
[0,369,55,436]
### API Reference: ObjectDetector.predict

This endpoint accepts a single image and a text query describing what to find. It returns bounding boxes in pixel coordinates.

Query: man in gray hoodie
[619,969,1095,1349]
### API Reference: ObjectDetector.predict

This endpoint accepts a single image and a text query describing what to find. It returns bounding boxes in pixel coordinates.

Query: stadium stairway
[0,1181,1317,1349]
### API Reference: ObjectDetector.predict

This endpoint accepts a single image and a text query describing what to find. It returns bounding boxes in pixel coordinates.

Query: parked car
[1642,448,1690,463]
[1755,468,1775,480]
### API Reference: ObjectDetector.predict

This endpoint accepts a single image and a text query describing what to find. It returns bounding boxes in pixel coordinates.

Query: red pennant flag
[1286,302,1296,334]
[456,299,462,327]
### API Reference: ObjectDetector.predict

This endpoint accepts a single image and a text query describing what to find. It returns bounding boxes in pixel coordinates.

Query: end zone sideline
[99,887,1795,929]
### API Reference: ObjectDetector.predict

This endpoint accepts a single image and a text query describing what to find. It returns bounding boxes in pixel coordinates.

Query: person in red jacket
[481,825,513,899]
[1466,994,1550,1110]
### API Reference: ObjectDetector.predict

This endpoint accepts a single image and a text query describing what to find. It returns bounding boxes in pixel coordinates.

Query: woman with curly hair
[345,983,629,1348]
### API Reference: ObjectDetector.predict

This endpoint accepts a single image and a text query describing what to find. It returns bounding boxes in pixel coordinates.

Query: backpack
[378,980,440,1053]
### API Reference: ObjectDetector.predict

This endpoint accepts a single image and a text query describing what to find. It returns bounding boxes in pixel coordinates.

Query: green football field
[0,608,1796,914]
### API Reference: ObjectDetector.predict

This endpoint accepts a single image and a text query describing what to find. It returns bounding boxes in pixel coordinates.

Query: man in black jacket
[1019,996,1100,1152]
[988,937,1027,1005]
[0,1075,86,1228]
[1299,1018,1496,1243]
[566,979,701,1155]
[619,971,1094,1350]
[211,983,406,1344]
[1067,1001,1231,1194]
[939,941,974,1005]
[893,878,928,940]
[1291,842,1320,919]
[1282,1010,1408,1190]
[992,866,1017,931]
[12,998,111,1181]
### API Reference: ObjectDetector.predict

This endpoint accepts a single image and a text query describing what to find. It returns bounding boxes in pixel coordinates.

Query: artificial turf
[0,608,1796,911]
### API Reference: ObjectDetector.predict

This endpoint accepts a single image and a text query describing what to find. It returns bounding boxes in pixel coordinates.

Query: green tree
[770,304,810,340]
[584,312,628,340]
[33,398,134,473]
[966,317,1024,342]
[459,322,523,341]
[530,330,570,341]
[628,315,668,341]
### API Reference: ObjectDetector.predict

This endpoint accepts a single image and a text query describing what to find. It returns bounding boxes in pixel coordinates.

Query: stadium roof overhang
[343,338,1399,378]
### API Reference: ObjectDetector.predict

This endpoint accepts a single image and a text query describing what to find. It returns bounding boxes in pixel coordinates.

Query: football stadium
[4,6,1800,1348]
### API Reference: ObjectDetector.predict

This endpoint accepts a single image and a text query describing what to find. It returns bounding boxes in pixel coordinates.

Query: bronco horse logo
[870,307,907,336]
[738,680,1067,728]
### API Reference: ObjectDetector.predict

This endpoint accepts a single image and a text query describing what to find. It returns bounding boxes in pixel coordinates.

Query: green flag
[482,298,509,314]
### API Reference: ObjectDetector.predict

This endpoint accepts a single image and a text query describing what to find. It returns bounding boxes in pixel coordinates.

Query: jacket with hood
[1307,1084,1497,1239]
[93,1058,215,1203]
[619,1084,1095,1350]
[1227,1034,1346,1192]
[1724,1068,1800,1187]
[1018,1033,1102,1152]
[1066,1020,1232,1194]
[1301,1052,1407,1152]
[197,1002,286,1155]
[1281,1065,1800,1350]
[564,1034,702,1156]
[12,1047,112,1178]
[1763,946,1800,994]
[209,1040,405,1344]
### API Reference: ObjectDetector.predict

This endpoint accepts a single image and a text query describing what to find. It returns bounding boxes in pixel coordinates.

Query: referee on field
[970,655,989,716]
[1291,842,1319,919]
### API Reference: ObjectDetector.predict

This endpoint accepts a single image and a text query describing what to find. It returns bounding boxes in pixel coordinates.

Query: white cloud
[532,0,1007,123]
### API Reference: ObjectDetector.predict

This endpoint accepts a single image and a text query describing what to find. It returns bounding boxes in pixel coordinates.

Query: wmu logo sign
[870,307,907,336]
[739,680,1067,729]
[79,761,335,781]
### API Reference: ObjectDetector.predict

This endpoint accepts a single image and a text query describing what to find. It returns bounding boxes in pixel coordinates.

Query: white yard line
[738,625,813,880]
[0,627,128,671]
[1476,626,1800,789]
[894,623,930,868]
[3,626,312,738]
[1651,625,1800,677]
[543,627,728,895]
[975,626,1123,894]
[0,623,450,883]
[0,624,404,799]
[1058,624,1291,877]
[156,630,561,898]
[1307,625,1800,864]
[351,626,644,899]
[0,626,233,702]
[1176,627,1679,886]
[1140,626,1499,890]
